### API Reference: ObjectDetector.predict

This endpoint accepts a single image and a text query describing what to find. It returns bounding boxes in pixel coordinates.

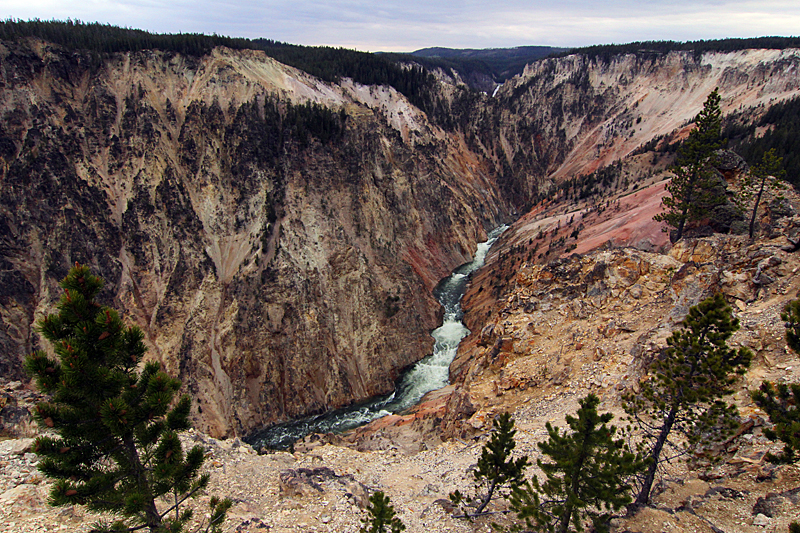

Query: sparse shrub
[361,491,405,533]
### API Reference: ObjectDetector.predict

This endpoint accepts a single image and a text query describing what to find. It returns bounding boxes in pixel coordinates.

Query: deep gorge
[245,225,506,449]
[0,40,510,437]
[1,37,799,439]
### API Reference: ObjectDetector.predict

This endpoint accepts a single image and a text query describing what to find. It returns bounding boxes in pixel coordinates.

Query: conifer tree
[752,299,800,533]
[742,148,786,238]
[504,394,645,533]
[451,412,529,517]
[24,265,231,533]
[360,491,405,533]
[752,299,800,463]
[752,380,800,464]
[654,88,724,241]
[625,293,752,506]
[782,298,800,353]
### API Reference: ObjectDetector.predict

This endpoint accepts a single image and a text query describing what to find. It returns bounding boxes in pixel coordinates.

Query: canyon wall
[2,39,799,439]
[0,40,506,437]
[466,48,800,204]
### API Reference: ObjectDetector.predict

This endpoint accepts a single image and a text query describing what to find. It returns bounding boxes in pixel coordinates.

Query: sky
[2,0,799,52]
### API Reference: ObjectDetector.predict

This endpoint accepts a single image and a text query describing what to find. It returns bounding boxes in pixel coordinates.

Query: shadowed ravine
[245,225,508,450]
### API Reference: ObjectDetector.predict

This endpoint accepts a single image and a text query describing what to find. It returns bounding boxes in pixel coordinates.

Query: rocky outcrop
[440,209,800,441]
[0,40,507,437]
[278,466,369,506]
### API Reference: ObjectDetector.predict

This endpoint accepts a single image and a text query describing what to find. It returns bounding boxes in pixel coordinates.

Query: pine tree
[450,412,529,517]
[752,299,800,463]
[360,491,405,533]
[742,148,786,238]
[625,293,752,506]
[24,265,231,533]
[752,381,800,464]
[783,298,800,353]
[654,88,724,241]
[752,299,800,533]
[504,394,645,533]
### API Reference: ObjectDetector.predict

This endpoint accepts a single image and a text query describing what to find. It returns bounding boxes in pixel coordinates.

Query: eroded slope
[0,40,507,437]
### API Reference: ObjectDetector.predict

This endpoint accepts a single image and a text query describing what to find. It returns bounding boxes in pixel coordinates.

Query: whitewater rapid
[246,225,507,450]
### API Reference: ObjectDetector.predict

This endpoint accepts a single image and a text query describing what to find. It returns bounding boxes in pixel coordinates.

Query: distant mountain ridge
[411,45,563,61]
[406,45,567,88]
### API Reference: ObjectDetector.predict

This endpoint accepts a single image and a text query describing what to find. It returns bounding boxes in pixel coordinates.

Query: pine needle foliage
[751,300,800,464]
[624,293,752,506]
[741,149,787,238]
[752,381,800,464]
[24,265,231,533]
[450,412,529,518]
[502,394,645,533]
[654,89,724,240]
[783,298,800,354]
[360,491,405,533]
[474,412,530,513]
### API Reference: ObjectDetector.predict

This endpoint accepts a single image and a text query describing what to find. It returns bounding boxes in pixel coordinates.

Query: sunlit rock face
[0,40,506,437]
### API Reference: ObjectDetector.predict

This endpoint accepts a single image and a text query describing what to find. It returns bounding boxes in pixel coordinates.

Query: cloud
[3,0,798,51]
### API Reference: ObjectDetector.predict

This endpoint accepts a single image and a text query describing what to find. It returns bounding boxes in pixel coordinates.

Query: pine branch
[157,483,206,521]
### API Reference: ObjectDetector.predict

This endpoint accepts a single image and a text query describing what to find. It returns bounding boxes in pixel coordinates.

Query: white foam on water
[248,225,508,449]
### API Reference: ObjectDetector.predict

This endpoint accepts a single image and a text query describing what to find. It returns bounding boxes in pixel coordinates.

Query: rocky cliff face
[469,49,800,204]
[0,40,506,437]
[2,38,799,440]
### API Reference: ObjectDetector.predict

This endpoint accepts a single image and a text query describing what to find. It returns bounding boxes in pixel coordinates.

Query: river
[245,225,507,450]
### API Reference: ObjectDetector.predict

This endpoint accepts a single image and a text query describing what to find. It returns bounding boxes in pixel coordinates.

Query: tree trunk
[124,437,161,530]
[675,172,697,242]
[475,480,496,515]
[749,174,767,239]
[675,210,687,242]
[557,421,591,533]
[635,403,678,506]
[558,503,575,533]
[145,500,162,532]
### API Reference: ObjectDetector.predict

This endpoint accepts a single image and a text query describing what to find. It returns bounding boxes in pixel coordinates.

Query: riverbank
[246,226,508,451]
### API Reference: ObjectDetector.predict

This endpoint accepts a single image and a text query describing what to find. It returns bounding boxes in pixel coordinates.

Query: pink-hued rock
[566,180,671,256]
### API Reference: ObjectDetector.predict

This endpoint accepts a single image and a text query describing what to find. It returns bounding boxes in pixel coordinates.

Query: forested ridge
[0,19,438,114]
[565,36,800,61]
[0,18,254,56]
[405,45,566,83]
[2,19,799,194]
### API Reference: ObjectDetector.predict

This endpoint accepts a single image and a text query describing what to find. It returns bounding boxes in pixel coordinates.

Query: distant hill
[411,45,562,62]
[405,46,567,86]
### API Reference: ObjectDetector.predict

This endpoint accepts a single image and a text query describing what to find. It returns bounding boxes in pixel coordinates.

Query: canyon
[0,37,799,445]
[0,40,506,438]
[2,34,800,533]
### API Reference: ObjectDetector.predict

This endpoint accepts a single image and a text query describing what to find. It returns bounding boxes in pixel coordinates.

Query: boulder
[278,467,369,507]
